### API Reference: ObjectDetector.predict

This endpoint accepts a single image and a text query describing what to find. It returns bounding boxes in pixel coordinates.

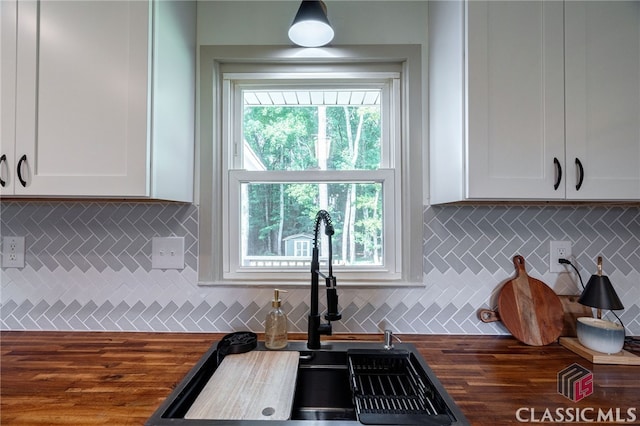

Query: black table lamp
[559,256,635,361]
[578,256,624,318]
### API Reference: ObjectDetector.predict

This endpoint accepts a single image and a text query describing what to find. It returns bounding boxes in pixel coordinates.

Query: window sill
[197,279,426,288]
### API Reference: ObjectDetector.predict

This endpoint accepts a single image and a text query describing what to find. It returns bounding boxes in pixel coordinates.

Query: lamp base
[559,337,640,365]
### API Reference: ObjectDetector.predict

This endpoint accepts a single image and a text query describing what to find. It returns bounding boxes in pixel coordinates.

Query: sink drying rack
[347,349,453,426]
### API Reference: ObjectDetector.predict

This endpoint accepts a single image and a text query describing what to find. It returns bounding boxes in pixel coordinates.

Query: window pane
[240,182,383,267]
[243,90,381,171]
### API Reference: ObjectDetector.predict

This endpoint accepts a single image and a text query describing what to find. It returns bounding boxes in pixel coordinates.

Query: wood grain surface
[1,331,639,426]
[185,350,299,420]
[497,255,564,346]
[480,294,592,338]
[558,295,593,336]
[559,337,640,365]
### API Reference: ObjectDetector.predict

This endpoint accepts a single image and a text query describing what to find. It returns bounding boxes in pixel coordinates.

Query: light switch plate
[152,237,185,269]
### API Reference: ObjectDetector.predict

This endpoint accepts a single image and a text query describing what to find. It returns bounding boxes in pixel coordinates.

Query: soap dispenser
[265,289,288,350]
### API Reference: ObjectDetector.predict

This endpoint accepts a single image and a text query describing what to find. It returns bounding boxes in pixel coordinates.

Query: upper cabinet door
[565,1,640,200]
[466,1,565,199]
[1,0,17,196]
[14,0,149,197]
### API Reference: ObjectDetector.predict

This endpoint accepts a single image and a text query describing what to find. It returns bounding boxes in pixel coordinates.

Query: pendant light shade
[288,0,334,47]
[578,256,624,311]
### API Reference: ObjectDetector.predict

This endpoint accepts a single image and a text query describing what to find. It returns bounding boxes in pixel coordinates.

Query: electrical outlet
[151,237,185,269]
[549,240,572,273]
[2,236,25,268]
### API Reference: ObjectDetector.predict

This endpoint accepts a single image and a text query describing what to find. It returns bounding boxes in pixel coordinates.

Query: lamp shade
[288,0,334,47]
[578,257,624,311]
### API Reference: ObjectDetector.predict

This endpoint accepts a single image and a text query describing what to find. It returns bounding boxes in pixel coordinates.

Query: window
[294,240,310,258]
[199,46,424,286]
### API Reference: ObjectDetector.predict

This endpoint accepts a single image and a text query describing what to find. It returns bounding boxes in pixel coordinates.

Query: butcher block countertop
[1,331,639,426]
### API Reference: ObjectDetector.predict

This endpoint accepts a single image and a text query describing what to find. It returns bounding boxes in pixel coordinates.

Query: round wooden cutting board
[497,255,564,346]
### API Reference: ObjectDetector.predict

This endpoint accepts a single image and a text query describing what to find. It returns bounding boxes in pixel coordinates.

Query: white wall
[197,1,429,46]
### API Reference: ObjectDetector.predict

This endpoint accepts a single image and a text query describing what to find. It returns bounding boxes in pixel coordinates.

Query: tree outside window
[241,90,383,267]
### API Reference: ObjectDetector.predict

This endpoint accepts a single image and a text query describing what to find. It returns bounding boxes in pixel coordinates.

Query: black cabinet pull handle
[553,157,562,190]
[0,154,6,187]
[575,158,584,191]
[17,154,27,187]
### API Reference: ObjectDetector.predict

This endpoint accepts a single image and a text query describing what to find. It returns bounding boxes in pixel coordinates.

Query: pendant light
[288,0,334,48]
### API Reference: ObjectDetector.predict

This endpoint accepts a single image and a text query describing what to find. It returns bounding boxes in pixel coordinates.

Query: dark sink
[145,341,469,425]
[290,351,356,421]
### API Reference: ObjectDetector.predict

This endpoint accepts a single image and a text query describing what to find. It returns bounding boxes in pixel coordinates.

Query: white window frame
[223,71,401,282]
[198,45,424,287]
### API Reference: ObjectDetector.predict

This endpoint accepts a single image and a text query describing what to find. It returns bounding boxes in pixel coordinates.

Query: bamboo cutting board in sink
[185,350,300,420]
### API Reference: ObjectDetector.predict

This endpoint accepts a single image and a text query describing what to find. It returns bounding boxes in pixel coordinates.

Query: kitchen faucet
[307,210,342,349]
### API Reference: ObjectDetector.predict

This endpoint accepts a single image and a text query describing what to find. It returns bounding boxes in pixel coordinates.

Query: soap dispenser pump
[265,289,288,350]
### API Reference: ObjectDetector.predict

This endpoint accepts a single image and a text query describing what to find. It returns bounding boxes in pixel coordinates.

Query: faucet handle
[325,286,341,321]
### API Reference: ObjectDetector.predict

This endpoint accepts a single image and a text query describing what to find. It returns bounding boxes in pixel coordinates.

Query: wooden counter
[1,331,638,425]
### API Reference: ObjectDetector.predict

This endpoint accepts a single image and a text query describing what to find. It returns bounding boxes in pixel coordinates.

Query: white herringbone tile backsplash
[1,202,639,335]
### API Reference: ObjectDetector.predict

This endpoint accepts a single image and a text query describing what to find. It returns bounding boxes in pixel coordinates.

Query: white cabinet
[1,0,18,193]
[428,1,640,203]
[0,0,195,201]
[564,1,640,200]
